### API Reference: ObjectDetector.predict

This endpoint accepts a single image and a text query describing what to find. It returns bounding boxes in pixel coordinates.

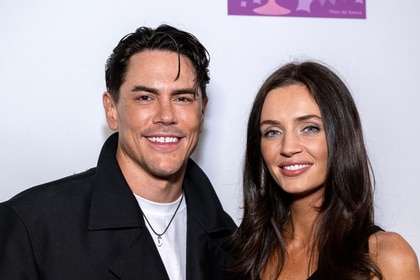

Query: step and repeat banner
[1,0,419,256]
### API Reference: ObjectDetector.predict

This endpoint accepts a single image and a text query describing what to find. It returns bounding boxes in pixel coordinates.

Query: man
[0,24,237,279]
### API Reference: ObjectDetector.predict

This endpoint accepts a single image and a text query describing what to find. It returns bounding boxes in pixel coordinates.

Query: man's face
[103,50,207,183]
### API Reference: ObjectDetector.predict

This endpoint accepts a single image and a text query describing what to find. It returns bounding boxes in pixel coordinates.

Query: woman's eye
[263,130,281,138]
[303,125,320,134]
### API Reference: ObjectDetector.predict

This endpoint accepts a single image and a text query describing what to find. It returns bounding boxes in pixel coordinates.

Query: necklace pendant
[142,193,183,249]
[157,235,163,247]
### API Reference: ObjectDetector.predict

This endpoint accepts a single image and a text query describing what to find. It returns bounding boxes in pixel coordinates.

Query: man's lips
[147,136,180,143]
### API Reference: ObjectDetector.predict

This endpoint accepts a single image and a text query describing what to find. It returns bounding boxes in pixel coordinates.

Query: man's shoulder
[2,167,97,212]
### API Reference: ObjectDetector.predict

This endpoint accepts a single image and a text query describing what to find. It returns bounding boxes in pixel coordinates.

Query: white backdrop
[1,0,420,257]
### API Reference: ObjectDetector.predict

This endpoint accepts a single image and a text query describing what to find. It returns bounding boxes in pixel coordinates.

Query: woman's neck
[285,191,323,241]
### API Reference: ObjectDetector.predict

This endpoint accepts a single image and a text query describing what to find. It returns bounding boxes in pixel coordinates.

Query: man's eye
[137,95,151,101]
[176,96,193,102]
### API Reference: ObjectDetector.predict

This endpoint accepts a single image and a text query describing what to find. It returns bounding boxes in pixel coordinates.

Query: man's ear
[199,97,208,133]
[103,92,119,131]
[201,97,208,118]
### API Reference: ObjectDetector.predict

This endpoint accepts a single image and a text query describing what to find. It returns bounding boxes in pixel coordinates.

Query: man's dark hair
[105,24,210,102]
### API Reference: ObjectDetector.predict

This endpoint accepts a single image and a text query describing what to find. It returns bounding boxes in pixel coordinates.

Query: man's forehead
[126,51,196,79]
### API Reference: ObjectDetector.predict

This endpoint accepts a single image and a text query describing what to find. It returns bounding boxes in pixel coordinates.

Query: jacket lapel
[109,229,169,280]
[183,160,236,279]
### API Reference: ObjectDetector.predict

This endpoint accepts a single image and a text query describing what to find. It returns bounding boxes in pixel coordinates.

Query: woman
[230,61,420,279]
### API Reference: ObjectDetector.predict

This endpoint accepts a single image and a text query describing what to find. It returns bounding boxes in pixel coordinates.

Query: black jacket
[0,133,237,279]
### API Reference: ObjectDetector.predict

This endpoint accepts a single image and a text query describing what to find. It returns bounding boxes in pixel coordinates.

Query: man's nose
[153,100,176,125]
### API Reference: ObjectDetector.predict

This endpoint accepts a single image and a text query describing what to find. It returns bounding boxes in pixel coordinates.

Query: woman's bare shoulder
[369,231,420,279]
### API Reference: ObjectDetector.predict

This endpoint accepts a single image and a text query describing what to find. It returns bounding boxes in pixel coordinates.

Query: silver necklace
[142,193,184,247]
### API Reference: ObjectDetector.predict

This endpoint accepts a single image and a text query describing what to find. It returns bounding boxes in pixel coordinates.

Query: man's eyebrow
[131,85,196,95]
[131,85,158,94]
[173,88,196,95]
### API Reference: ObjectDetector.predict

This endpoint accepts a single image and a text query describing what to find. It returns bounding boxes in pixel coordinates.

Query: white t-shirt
[134,193,187,280]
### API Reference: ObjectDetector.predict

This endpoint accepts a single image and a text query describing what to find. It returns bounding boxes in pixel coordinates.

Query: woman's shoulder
[369,230,420,279]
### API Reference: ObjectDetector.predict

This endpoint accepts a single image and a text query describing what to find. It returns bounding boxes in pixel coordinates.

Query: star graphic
[253,0,262,4]
[241,1,247,7]
[296,0,314,12]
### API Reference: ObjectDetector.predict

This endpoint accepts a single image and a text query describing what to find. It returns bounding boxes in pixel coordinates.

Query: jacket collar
[88,133,143,230]
[87,133,234,279]
[89,132,230,233]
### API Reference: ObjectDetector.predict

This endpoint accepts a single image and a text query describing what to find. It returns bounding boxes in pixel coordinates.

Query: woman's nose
[280,132,302,157]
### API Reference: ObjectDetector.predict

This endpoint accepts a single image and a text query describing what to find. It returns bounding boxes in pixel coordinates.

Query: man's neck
[116,153,185,203]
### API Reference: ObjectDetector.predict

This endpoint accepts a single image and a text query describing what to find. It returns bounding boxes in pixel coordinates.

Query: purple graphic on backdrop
[228,0,366,19]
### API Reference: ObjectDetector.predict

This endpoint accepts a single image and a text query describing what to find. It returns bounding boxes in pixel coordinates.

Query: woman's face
[260,84,328,197]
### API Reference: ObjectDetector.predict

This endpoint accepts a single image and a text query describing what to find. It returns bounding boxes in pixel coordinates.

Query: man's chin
[149,163,187,181]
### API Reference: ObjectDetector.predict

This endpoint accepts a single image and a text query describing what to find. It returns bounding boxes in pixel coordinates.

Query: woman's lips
[280,163,312,176]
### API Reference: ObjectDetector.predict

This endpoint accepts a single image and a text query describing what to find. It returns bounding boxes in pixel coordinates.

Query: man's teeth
[148,137,179,143]
[283,164,311,171]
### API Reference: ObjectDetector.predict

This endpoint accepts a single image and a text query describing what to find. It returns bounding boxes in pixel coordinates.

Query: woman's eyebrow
[295,114,323,122]
[260,119,280,126]
[260,115,322,126]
